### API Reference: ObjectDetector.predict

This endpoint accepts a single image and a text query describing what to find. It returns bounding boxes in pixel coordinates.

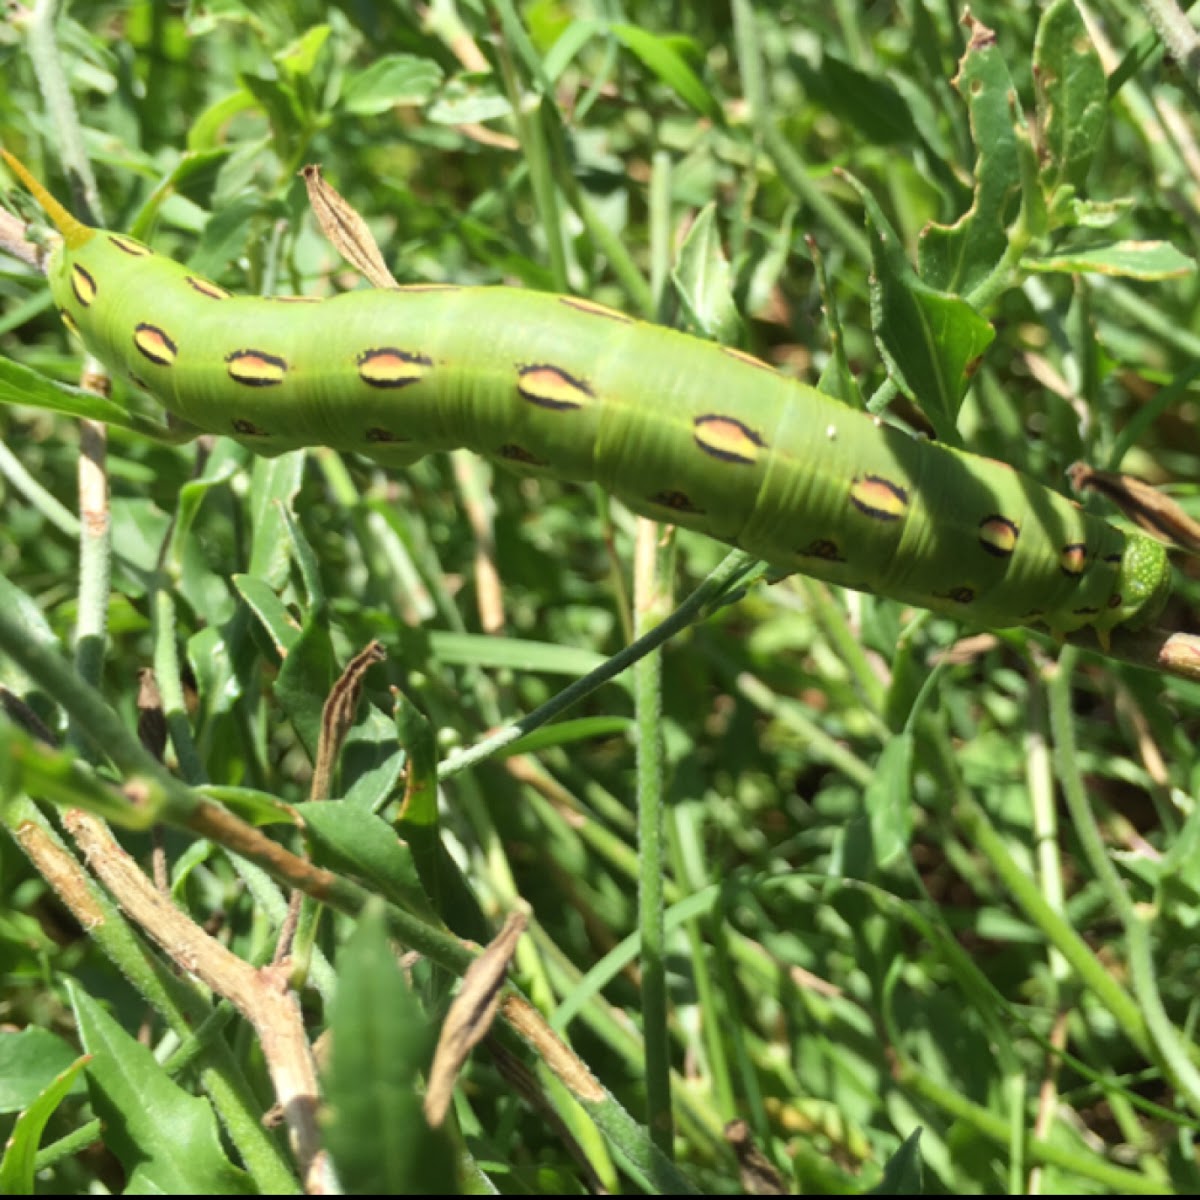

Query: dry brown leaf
[724,1118,788,1195]
[424,909,527,1127]
[1067,462,1200,555]
[311,640,387,802]
[299,164,398,289]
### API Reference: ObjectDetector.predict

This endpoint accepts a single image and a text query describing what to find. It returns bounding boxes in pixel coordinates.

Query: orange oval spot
[186,276,231,300]
[71,264,97,307]
[59,308,79,335]
[849,475,908,521]
[226,349,287,387]
[720,345,773,372]
[558,296,632,324]
[978,514,1019,558]
[693,415,763,465]
[133,323,178,366]
[232,418,269,436]
[517,364,594,411]
[1059,542,1087,577]
[357,347,431,389]
[942,586,976,605]
[109,234,151,257]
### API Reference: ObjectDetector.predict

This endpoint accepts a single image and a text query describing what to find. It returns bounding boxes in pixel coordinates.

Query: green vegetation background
[2,0,1200,1193]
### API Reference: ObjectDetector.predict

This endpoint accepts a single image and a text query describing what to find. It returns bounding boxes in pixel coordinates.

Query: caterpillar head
[1100,534,1172,638]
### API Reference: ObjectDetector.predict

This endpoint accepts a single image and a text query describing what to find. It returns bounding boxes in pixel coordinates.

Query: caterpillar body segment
[7,150,1172,642]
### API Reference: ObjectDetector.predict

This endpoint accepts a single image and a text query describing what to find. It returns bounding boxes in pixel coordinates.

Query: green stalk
[634,519,675,1155]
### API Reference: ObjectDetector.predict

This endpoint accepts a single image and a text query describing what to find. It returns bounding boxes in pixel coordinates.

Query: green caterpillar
[3,151,1173,646]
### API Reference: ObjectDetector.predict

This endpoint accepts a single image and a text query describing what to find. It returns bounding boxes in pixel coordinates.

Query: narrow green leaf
[428,631,607,677]
[247,451,305,585]
[232,573,302,656]
[610,24,720,121]
[0,1054,90,1194]
[501,715,633,756]
[0,355,142,428]
[70,984,255,1194]
[324,901,457,1196]
[864,732,914,868]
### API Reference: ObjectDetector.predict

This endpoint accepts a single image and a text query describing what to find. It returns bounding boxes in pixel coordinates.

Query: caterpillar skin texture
[26,189,1172,641]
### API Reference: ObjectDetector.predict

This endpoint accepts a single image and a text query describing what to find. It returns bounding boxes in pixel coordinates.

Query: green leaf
[339,705,408,811]
[501,715,634,757]
[298,800,439,922]
[0,1028,83,1113]
[863,732,914,868]
[196,783,301,826]
[428,631,608,678]
[247,451,305,585]
[388,689,491,941]
[1024,240,1196,280]
[917,15,1029,295]
[1034,0,1107,197]
[341,54,444,116]
[70,984,255,1194]
[610,24,720,121]
[851,176,995,441]
[810,235,866,409]
[324,901,457,1196]
[426,74,513,125]
[0,1052,89,1194]
[129,148,232,240]
[800,51,917,146]
[0,355,144,428]
[275,24,332,80]
[391,687,437,826]
[233,573,302,656]
[868,1127,925,1194]
[672,203,743,344]
[273,615,338,759]
[240,71,306,150]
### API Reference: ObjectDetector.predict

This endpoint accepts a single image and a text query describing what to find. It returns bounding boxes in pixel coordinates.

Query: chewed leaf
[1034,0,1107,196]
[917,13,1029,296]
[1025,240,1196,281]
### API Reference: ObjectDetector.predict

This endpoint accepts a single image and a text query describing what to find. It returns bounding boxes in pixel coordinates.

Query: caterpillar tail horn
[1,149,94,249]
